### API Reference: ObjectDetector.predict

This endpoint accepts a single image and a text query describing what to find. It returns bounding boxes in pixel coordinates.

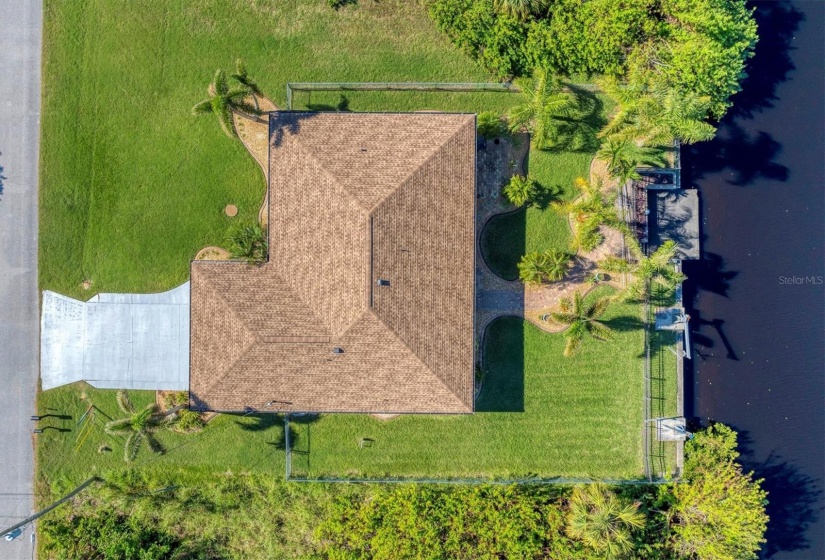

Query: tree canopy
[426,0,757,135]
[670,424,769,559]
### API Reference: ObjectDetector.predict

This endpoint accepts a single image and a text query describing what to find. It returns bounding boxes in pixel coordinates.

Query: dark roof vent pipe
[376,279,390,287]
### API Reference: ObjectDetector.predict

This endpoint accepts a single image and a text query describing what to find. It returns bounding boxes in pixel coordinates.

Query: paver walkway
[475,137,627,340]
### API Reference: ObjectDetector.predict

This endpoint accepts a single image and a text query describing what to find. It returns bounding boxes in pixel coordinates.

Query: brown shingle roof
[189,112,476,414]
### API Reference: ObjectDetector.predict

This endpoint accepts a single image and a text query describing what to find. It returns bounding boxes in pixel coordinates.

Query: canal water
[681,1,825,558]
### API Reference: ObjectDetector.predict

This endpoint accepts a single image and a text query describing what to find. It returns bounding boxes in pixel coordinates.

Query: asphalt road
[0,0,42,557]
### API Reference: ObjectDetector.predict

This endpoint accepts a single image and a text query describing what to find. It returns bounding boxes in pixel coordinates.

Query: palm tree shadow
[603,315,645,333]
[547,86,606,153]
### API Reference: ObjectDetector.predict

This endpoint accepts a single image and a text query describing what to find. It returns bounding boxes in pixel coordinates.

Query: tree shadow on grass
[476,316,524,412]
[603,314,645,333]
[545,86,606,154]
[306,94,351,112]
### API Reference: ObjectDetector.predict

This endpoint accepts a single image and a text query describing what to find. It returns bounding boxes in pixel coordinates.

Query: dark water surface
[681,1,825,557]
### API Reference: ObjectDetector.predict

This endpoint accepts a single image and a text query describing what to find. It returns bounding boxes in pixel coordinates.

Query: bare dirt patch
[195,246,230,261]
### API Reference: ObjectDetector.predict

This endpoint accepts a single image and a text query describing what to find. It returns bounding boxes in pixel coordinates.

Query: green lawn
[289,288,646,480]
[40,0,522,300]
[36,386,287,492]
[38,0,663,493]
[480,149,593,279]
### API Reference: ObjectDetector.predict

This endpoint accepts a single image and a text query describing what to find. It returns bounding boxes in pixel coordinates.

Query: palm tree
[566,483,646,558]
[554,177,619,252]
[104,391,175,462]
[231,58,262,97]
[599,239,686,301]
[543,250,572,281]
[509,68,575,149]
[599,77,716,145]
[192,69,260,137]
[549,292,614,357]
[502,174,537,206]
[596,136,667,183]
[518,250,571,285]
[493,0,545,20]
[518,251,547,285]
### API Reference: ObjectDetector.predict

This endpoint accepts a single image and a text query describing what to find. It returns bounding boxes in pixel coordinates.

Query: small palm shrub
[177,409,205,433]
[502,175,537,207]
[477,111,508,139]
[518,250,572,285]
[228,223,268,263]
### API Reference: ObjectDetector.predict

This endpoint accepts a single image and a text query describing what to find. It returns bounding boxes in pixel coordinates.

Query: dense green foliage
[671,424,769,559]
[227,223,268,263]
[600,239,687,302]
[554,177,619,252]
[39,425,765,559]
[566,483,646,559]
[427,0,757,126]
[319,485,583,559]
[476,110,508,139]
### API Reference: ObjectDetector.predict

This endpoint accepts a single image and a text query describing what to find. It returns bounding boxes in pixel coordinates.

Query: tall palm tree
[599,239,686,301]
[599,77,716,145]
[192,69,260,137]
[596,136,667,183]
[566,483,646,558]
[554,177,619,252]
[509,68,575,149]
[549,292,614,357]
[104,391,175,462]
[231,58,262,97]
[493,0,545,21]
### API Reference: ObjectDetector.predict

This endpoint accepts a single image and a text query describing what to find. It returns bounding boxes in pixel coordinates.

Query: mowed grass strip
[39,0,521,299]
[291,288,646,480]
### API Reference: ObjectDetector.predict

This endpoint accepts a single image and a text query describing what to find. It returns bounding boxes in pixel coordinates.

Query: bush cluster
[426,0,757,120]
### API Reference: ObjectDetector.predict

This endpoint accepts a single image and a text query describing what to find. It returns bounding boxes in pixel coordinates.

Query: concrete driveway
[0,0,42,556]
[41,283,190,391]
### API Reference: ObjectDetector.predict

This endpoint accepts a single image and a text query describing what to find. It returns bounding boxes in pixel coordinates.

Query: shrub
[228,223,268,263]
[477,111,508,139]
[177,409,205,432]
[502,174,537,206]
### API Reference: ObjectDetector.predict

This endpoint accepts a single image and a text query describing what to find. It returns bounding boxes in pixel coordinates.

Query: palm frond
[563,323,585,357]
[124,431,144,462]
[549,311,578,325]
[116,390,134,414]
[585,296,612,320]
[217,103,236,137]
[586,320,614,341]
[212,68,228,95]
[191,99,213,115]
[104,418,133,436]
[599,256,631,273]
